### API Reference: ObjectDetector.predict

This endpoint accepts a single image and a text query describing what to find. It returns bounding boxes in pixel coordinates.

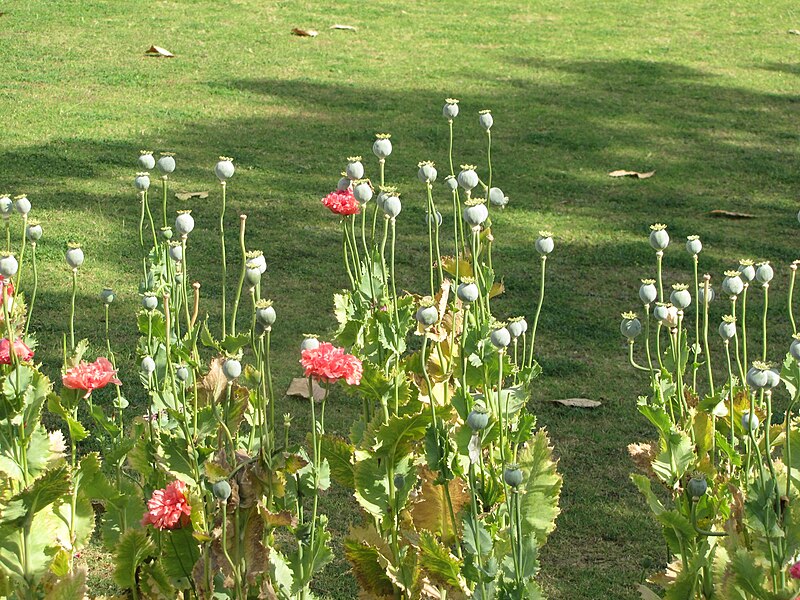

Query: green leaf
[46,394,88,443]
[4,465,71,526]
[462,512,492,557]
[220,333,251,355]
[418,530,467,592]
[319,434,354,488]
[729,548,769,600]
[113,528,156,591]
[519,429,562,545]
[138,561,175,598]
[161,527,199,582]
[374,411,429,460]
[353,455,389,519]
[652,430,694,486]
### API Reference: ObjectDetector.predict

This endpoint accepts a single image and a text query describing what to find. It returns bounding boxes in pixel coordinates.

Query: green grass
[3,0,800,597]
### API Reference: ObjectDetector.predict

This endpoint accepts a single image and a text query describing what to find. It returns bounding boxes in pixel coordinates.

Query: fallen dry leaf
[637,584,663,600]
[547,398,601,408]
[330,24,357,31]
[707,209,754,219]
[144,45,174,58]
[291,27,318,37]
[608,169,655,179]
[789,29,800,35]
[175,191,209,201]
[286,377,325,401]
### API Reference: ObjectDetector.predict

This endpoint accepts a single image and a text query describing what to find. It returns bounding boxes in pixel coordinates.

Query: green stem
[69,268,77,351]
[230,215,247,336]
[220,182,228,338]
[527,255,547,369]
[24,243,37,337]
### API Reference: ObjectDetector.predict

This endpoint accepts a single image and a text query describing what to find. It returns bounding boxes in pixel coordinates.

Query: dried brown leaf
[547,397,601,408]
[409,468,469,544]
[628,442,657,477]
[198,357,227,406]
[707,209,755,219]
[175,191,208,201]
[286,377,325,400]
[291,27,318,37]
[330,24,357,31]
[144,45,174,57]
[608,169,655,179]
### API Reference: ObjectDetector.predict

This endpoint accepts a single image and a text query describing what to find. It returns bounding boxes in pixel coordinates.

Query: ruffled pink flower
[321,189,360,216]
[141,480,191,530]
[790,560,800,579]
[300,341,362,385]
[0,338,33,364]
[62,357,121,398]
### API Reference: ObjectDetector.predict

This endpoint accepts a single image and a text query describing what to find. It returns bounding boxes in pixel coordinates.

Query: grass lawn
[2,0,800,597]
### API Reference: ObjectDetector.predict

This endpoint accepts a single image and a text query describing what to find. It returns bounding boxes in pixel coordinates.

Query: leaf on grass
[789,29,800,35]
[546,397,601,408]
[291,27,318,37]
[707,209,755,219]
[285,377,325,401]
[330,24,357,31]
[636,584,663,600]
[175,191,208,201]
[608,169,655,179]
[144,45,174,58]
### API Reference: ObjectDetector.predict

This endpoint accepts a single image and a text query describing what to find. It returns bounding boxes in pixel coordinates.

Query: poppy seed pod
[156,152,176,175]
[649,224,669,251]
[443,98,460,120]
[138,151,156,170]
[535,231,554,256]
[685,235,702,256]
[372,134,392,159]
[639,279,657,304]
[346,156,364,180]
[214,157,235,182]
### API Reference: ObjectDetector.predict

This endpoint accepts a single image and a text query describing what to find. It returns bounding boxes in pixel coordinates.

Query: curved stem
[230,216,247,336]
[220,182,228,338]
[69,268,77,351]
[527,255,547,369]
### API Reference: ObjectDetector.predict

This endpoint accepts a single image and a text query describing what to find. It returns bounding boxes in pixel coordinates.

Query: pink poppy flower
[141,480,191,530]
[0,338,33,364]
[300,341,362,386]
[62,357,121,398]
[321,189,360,216]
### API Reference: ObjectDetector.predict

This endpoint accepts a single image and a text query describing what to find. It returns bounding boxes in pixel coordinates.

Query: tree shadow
[4,55,800,599]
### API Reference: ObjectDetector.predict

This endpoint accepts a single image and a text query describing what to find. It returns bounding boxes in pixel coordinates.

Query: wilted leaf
[343,538,394,599]
[291,27,318,37]
[197,358,227,407]
[628,442,657,476]
[609,169,655,179]
[547,397,601,408]
[410,468,469,544]
[144,45,174,57]
[707,210,755,219]
[286,377,325,401]
[789,29,800,35]
[330,24,357,31]
[174,191,208,201]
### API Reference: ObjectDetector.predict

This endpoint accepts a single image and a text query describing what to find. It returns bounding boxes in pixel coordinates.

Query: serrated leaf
[319,434,354,488]
[418,530,467,592]
[519,429,562,545]
[113,529,156,591]
[343,539,395,598]
[374,411,428,460]
[409,468,469,544]
[45,565,87,599]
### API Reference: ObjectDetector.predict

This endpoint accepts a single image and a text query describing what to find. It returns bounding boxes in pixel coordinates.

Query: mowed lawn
[2,1,800,597]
